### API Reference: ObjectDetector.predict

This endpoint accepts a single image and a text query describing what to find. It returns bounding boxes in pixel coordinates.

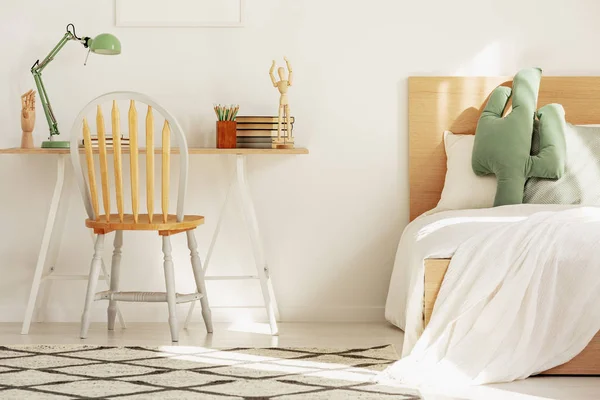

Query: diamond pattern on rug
[0,370,84,386]
[0,355,97,369]
[271,355,376,371]
[195,349,278,363]
[0,348,33,359]
[114,390,243,400]
[53,362,157,378]
[287,369,381,387]
[36,380,156,398]
[207,361,318,379]
[66,347,167,362]
[233,347,318,359]
[121,370,223,387]
[283,347,351,354]
[345,346,401,360]
[300,354,391,368]
[0,389,71,400]
[7,344,96,354]
[128,354,243,369]
[278,389,401,399]
[277,389,406,400]
[0,344,420,399]
[203,378,317,397]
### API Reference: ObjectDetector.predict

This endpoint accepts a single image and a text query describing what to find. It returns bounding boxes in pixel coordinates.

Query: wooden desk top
[0,147,309,155]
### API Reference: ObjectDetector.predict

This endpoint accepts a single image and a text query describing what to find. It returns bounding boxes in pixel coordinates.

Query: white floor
[0,322,598,400]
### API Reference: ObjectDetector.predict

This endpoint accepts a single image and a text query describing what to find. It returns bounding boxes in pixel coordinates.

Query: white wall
[0,0,598,324]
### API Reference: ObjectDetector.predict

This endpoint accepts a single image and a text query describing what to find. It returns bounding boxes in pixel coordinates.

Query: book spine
[236,143,277,149]
[82,138,130,142]
[236,137,277,143]
[236,130,290,137]
[79,144,131,147]
[81,141,131,146]
[236,116,295,124]
[237,123,294,130]
[85,135,126,139]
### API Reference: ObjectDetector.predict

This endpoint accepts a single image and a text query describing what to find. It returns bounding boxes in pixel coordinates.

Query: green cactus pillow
[471,68,567,206]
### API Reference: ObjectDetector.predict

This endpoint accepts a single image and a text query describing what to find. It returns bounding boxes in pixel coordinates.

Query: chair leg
[81,234,104,339]
[186,230,213,333]
[107,231,123,331]
[162,236,179,342]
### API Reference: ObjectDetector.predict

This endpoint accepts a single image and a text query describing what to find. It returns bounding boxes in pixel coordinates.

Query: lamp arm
[31,32,76,136]
[32,72,59,136]
[35,32,74,72]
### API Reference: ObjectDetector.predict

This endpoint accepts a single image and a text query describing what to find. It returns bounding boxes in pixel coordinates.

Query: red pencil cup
[216,121,237,149]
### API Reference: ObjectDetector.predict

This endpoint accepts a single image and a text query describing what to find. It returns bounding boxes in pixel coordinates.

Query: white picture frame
[116,0,245,28]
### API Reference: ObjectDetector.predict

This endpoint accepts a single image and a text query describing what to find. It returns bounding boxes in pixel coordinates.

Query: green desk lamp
[31,23,121,148]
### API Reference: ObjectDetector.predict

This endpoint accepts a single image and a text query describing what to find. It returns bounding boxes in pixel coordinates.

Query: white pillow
[436,131,497,211]
[525,124,600,205]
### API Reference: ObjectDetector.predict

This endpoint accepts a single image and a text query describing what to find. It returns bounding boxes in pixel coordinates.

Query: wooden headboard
[408,76,600,221]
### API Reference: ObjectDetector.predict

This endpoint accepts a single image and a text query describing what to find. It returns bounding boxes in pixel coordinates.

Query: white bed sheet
[382,207,600,385]
[384,204,580,355]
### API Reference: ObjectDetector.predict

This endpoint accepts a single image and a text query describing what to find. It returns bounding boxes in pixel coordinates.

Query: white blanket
[383,207,600,385]
[385,204,577,354]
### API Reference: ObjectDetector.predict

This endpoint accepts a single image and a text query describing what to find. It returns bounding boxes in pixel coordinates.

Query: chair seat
[86,214,205,235]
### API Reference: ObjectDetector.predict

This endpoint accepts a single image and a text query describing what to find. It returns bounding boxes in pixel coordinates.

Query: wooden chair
[69,91,212,342]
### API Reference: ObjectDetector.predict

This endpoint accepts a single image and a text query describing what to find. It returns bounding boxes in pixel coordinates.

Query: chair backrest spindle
[96,106,111,222]
[146,106,155,223]
[112,100,124,222]
[82,118,100,220]
[129,100,139,223]
[162,121,170,223]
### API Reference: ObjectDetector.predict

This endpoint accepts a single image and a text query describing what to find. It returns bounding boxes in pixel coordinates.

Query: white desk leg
[22,155,67,334]
[34,168,71,323]
[184,180,234,330]
[184,156,279,335]
[236,155,280,335]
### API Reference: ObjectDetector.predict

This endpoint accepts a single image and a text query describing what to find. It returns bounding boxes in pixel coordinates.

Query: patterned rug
[0,344,421,399]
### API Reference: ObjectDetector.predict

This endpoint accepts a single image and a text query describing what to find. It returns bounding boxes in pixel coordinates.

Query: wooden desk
[0,147,309,155]
[1,147,308,335]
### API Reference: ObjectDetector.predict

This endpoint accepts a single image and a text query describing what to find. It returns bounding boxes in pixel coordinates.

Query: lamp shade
[89,33,121,55]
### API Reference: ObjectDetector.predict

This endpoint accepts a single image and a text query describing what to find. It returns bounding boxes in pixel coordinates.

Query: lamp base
[41,140,70,149]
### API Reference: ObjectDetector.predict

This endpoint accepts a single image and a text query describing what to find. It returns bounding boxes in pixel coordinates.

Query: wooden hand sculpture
[21,89,36,149]
[472,68,567,206]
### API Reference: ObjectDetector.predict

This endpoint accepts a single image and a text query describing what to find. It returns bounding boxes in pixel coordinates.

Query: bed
[397,76,600,375]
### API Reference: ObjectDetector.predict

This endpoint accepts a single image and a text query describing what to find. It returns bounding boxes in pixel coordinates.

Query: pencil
[213,104,240,121]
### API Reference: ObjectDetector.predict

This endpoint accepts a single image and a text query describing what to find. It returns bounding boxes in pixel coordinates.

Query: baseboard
[0,305,385,324]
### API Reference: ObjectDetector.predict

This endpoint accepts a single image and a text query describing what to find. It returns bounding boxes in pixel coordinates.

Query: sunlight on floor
[153,345,560,400]
[226,321,273,335]
[150,345,423,397]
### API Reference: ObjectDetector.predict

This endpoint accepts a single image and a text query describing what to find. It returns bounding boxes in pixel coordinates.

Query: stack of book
[236,116,294,149]
[79,135,130,148]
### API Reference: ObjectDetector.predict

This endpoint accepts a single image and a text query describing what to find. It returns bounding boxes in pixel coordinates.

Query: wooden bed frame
[410,76,600,375]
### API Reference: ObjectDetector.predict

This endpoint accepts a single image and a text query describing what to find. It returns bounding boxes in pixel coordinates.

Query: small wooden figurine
[270,57,294,148]
[21,89,36,149]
